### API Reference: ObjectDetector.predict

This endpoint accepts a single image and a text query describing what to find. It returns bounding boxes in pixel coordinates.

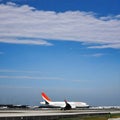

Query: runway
[0,109,110,117]
[0,109,120,120]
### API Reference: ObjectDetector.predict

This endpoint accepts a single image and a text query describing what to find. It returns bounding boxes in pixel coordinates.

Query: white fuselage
[40,101,89,108]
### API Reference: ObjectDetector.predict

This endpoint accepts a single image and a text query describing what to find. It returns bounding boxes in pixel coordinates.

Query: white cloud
[88,43,120,49]
[0,2,120,48]
[0,37,52,45]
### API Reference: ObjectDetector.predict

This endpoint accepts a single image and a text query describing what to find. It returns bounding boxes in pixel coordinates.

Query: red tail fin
[41,92,51,103]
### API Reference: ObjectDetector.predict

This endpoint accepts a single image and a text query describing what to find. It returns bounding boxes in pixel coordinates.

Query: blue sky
[0,0,120,106]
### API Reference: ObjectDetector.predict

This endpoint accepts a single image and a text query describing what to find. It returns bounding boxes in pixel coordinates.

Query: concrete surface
[0,109,120,120]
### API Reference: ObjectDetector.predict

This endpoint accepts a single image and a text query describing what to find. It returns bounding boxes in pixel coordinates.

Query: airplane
[40,92,89,110]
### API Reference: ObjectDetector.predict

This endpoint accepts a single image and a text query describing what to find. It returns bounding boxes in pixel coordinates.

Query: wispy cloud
[0,51,4,54]
[0,69,64,80]
[0,69,41,73]
[0,2,120,48]
[0,85,34,89]
[0,75,63,80]
[72,79,90,83]
[83,53,104,57]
